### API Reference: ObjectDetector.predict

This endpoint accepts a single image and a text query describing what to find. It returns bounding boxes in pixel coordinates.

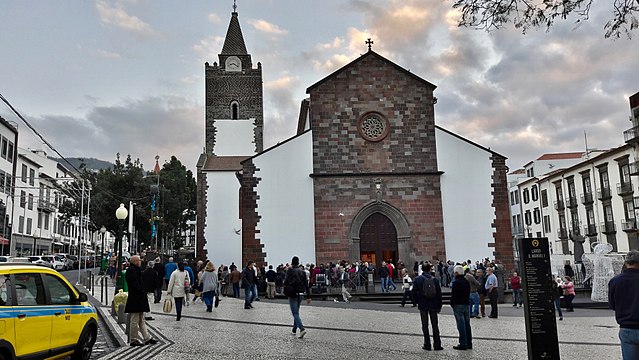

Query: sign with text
[519,237,560,359]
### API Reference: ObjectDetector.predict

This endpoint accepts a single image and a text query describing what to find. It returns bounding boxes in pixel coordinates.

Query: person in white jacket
[167,262,190,321]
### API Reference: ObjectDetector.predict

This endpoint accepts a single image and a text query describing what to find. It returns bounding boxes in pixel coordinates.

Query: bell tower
[204,7,263,155]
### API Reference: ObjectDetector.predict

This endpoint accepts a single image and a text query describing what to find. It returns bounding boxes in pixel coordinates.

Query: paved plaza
[85,277,622,360]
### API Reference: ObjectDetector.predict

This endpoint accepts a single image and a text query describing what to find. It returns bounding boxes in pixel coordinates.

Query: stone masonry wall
[491,155,515,271]
[308,52,444,266]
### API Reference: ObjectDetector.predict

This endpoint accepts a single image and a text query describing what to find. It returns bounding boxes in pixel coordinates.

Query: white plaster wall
[214,119,256,156]
[204,171,242,266]
[253,132,315,266]
[436,129,494,262]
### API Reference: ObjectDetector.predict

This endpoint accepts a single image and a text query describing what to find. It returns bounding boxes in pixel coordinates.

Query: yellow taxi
[0,263,98,360]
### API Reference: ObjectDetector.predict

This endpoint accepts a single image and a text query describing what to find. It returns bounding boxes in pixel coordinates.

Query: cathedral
[196,8,514,271]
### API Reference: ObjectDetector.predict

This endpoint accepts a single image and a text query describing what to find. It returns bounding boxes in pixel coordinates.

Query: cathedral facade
[197,9,514,271]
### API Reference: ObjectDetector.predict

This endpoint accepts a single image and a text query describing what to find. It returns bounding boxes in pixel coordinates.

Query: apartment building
[0,116,18,256]
[513,91,639,268]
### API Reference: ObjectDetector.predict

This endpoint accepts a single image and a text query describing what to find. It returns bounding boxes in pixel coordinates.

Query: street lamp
[99,226,106,275]
[114,204,128,294]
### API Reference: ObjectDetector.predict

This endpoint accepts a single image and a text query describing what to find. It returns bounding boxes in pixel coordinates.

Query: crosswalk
[94,323,174,360]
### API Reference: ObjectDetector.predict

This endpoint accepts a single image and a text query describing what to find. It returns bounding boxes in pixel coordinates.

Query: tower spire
[233,0,237,13]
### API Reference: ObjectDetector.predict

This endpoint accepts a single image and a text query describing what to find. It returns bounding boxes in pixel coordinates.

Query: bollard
[367,273,375,293]
[117,304,126,324]
[125,313,132,344]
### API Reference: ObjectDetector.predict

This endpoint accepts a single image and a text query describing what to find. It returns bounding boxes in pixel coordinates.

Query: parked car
[80,256,94,268]
[27,256,54,269]
[42,255,65,271]
[68,255,79,269]
[0,256,11,262]
[7,257,30,263]
[54,253,75,271]
[0,263,98,359]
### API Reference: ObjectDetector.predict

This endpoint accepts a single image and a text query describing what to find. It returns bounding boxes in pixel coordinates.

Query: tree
[452,0,639,38]
[56,154,197,255]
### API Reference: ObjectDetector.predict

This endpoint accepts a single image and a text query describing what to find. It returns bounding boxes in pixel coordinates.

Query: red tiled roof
[202,156,249,171]
[509,169,526,175]
[537,152,584,160]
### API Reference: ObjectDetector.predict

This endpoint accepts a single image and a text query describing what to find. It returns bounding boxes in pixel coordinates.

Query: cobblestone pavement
[86,279,621,360]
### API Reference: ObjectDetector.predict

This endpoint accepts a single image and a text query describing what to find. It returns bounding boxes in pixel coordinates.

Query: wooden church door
[359,212,398,274]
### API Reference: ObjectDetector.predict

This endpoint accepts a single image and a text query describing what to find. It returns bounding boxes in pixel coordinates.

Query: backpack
[283,269,303,297]
[422,275,437,299]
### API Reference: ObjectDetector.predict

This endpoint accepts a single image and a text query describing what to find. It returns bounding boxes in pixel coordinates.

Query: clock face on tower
[225,56,242,72]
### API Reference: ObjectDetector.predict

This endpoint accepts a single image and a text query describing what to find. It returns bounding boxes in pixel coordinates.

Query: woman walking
[167,262,190,321]
[552,277,564,321]
[561,276,576,312]
[201,262,219,312]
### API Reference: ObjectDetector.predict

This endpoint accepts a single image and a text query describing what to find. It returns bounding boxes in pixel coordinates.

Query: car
[0,263,98,359]
[43,255,65,271]
[54,253,74,271]
[7,257,29,263]
[0,256,10,262]
[68,255,79,269]
[27,256,54,269]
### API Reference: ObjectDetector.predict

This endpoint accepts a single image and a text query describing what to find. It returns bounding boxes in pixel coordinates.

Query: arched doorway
[359,212,398,271]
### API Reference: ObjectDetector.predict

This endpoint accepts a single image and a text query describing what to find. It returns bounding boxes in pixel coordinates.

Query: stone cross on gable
[233,0,237,12]
[366,38,374,51]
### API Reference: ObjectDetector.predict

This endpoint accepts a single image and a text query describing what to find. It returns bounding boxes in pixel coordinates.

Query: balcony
[600,221,616,234]
[597,186,612,200]
[624,125,639,143]
[630,161,639,176]
[583,224,597,236]
[617,182,634,196]
[580,192,594,205]
[512,225,524,236]
[565,196,578,208]
[622,219,638,232]
[37,199,55,213]
[554,200,565,211]
[557,228,568,239]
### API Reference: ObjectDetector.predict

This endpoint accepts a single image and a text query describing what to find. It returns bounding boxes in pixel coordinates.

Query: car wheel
[71,325,96,360]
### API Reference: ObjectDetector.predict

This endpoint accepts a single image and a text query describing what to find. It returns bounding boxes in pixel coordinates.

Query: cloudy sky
[1,0,637,172]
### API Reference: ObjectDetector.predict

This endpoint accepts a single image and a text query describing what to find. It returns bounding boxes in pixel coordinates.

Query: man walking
[230,265,241,298]
[608,250,639,359]
[265,265,277,299]
[451,265,472,350]
[412,263,443,351]
[241,260,257,309]
[485,267,499,318]
[124,255,158,346]
[284,256,311,338]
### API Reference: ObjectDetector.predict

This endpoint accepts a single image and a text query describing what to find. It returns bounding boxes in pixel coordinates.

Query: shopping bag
[163,298,173,313]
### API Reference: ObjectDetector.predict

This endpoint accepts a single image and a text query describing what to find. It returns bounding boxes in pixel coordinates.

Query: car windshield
[55,256,63,261]
[42,256,53,262]
[28,256,39,261]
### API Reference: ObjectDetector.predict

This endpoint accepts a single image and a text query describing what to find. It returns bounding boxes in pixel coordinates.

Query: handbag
[163,298,173,313]
[214,295,220,308]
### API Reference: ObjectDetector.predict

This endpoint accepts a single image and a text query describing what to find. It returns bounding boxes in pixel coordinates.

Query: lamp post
[99,226,106,275]
[115,204,128,294]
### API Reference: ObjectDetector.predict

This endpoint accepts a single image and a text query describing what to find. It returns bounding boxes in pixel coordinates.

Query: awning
[0,237,8,245]
[53,242,64,246]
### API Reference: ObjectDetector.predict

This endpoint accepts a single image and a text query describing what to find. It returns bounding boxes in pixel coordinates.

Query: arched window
[231,101,239,120]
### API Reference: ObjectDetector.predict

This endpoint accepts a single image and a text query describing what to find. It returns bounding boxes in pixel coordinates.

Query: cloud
[192,36,224,63]
[95,49,121,59]
[208,13,221,24]
[21,95,203,170]
[95,0,159,39]
[247,19,288,35]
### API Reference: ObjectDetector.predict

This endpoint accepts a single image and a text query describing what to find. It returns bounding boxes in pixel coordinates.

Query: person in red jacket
[510,271,523,308]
